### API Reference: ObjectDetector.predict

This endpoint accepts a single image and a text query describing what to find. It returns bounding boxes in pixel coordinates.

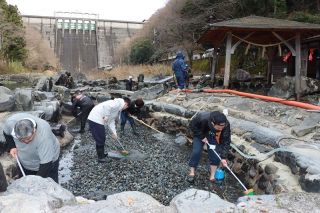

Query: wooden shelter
[198,16,320,100]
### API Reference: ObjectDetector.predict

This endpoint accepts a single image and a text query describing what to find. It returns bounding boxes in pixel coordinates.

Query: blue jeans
[188,135,220,168]
[120,111,134,127]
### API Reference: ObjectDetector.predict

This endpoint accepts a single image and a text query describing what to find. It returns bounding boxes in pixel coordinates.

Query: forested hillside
[117,0,320,66]
[0,0,26,72]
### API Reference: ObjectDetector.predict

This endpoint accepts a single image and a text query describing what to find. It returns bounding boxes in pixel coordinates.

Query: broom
[106,129,129,156]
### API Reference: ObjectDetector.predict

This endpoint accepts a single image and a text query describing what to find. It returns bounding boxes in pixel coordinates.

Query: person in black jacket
[188,111,231,183]
[71,91,95,133]
[120,98,144,136]
[126,76,133,91]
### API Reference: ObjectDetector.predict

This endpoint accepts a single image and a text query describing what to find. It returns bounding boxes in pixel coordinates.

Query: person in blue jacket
[172,51,187,90]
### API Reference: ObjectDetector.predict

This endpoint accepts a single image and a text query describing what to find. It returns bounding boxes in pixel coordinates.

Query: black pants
[80,106,94,131]
[0,163,7,192]
[19,159,60,183]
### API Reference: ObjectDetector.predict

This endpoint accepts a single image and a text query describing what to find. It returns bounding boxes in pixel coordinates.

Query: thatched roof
[198,16,320,46]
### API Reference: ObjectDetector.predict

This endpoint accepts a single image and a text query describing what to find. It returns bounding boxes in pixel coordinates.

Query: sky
[6,0,168,22]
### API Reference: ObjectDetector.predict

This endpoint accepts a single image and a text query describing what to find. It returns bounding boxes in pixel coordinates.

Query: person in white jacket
[88,97,131,163]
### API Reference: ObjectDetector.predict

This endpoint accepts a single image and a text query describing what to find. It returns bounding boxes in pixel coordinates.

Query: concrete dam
[22,15,143,72]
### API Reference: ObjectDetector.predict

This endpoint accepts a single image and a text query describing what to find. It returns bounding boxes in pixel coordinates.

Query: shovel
[207,143,254,196]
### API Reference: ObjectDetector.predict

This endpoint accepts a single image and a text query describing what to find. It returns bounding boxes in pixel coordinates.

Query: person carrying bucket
[187,111,231,183]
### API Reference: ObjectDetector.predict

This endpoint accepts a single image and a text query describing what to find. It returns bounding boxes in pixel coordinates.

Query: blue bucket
[214,168,225,181]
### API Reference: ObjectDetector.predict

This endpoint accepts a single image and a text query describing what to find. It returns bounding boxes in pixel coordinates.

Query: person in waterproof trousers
[187,111,231,183]
[71,91,95,133]
[120,98,144,136]
[88,97,131,163]
[172,51,187,90]
[3,113,60,183]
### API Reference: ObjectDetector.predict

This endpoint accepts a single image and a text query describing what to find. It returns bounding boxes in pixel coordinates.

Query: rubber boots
[96,145,111,163]
[131,124,138,136]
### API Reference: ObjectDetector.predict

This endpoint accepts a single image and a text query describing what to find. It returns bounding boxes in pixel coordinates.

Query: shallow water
[58,135,81,184]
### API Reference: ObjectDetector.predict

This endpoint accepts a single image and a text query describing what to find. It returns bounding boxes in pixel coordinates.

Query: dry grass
[86,64,172,80]
[25,25,59,70]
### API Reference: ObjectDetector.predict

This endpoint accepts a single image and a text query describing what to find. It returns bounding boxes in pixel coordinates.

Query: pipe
[175,89,320,110]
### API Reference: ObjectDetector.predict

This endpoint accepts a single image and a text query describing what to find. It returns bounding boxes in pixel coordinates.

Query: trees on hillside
[118,0,320,66]
[143,0,235,64]
[130,39,154,64]
[0,0,27,63]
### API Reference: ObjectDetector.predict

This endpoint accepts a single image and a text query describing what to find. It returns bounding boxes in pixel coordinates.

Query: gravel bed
[60,123,242,205]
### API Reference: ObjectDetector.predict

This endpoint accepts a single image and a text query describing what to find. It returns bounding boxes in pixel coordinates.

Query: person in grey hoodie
[88,97,131,163]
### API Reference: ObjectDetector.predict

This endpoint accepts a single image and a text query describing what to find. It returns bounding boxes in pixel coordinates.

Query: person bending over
[88,98,131,163]
[3,113,60,183]
[188,111,231,183]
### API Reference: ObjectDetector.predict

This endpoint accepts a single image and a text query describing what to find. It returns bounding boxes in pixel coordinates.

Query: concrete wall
[55,29,98,72]
[22,15,143,73]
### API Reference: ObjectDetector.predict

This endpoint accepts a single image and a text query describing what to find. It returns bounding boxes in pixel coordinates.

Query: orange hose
[172,88,320,110]
[201,88,320,110]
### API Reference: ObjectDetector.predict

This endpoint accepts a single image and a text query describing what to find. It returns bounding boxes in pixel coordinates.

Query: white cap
[129,76,133,79]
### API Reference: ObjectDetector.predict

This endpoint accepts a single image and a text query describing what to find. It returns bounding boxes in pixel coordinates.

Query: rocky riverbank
[61,125,242,205]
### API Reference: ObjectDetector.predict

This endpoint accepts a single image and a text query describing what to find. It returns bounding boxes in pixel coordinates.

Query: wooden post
[266,47,276,85]
[295,33,301,101]
[224,32,232,88]
[210,48,217,87]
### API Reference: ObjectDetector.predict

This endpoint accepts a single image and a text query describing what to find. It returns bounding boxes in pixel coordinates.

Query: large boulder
[33,100,61,122]
[268,76,320,98]
[57,191,172,213]
[170,189,236,213]
[14,88,33,111]
[132,84,167,100]
[0,86,15,112]
[0,175,76,212]
[237,192,320,212]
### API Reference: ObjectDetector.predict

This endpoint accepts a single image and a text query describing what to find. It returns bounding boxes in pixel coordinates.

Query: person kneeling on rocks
[88,97,131,163]
[120,98,144,136]
[3,113,60,183]
[71,91,95,133]
[187,111,230,183]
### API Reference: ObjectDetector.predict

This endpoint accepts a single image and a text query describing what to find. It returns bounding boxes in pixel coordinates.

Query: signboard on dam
[22,15,143,72]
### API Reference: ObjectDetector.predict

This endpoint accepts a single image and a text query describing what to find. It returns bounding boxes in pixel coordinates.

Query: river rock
[170,189,235,212]
[14,88,33,111]
[1,175,76,212]
[33,100,60,122]
[0,86,15,112]
[265,163,279,175]
[57,191,172,213]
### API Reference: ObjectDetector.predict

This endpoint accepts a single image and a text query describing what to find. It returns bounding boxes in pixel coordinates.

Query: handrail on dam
[21,14,145,25]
